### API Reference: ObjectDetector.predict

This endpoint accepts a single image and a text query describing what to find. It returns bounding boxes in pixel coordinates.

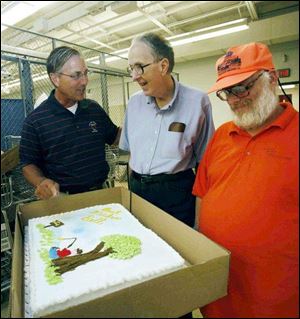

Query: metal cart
[3,135,36,204]
[1,173,14,303]
[1,136,36,303]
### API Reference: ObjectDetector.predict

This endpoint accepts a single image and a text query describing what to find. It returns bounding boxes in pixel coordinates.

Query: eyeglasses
[127,63,154,76]
[57,69,90,80]
[216,72,264,101]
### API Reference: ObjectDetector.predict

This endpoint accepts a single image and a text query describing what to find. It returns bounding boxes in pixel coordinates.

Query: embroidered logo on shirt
[89,121,98,133]
[264,147,292,160]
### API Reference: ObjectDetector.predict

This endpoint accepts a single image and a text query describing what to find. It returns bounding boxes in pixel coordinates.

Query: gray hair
[133,33,174,73]
[46,46,81,75]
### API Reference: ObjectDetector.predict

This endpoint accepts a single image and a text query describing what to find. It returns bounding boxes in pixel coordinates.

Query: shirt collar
[229,102,297,135]
[146,75,180,111]
[47,90,65,114]
[49,89,89,114]
[272,102,298,129]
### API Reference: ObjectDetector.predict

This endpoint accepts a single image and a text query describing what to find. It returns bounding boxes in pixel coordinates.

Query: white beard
[231,80,278,130]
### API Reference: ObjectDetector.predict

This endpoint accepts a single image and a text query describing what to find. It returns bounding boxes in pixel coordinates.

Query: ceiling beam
[89,2,250,50]
[137,8,174,35]
[64,26,117,51]
[245,1,259,20]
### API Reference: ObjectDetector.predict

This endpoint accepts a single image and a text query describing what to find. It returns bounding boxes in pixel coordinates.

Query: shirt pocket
[160,131,184,159]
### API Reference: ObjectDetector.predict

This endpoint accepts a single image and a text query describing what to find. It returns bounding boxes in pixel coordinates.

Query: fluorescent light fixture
[170,25,249,47]
[114,48,130,55]
[104,48,129,62]
[167,19,248,40]
[1,79,21,91]
[87,48,129,64]
[1,72,49,91]
[105,52,128,63]
[281,84,296,90]
[1,1,57,32]
[98,19,249,62]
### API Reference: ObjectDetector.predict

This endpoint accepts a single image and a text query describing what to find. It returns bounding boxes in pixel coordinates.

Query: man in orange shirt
[193,42,299,318]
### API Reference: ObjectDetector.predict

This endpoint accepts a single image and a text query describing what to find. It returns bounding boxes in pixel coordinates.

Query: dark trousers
[129,170,196,228]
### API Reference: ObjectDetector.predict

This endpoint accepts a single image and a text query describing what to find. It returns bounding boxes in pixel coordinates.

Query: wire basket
[10,167,36,203]
[1,211,13,252]
[1,174,13,211]
[105,145,119,188]
[1,210,13,303]
[4,135,21,150]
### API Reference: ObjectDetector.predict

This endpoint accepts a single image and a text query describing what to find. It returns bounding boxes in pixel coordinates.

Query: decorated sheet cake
[24,203,185,317]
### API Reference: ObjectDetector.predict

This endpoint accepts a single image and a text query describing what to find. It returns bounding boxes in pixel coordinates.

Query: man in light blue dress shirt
[119,33,215,228]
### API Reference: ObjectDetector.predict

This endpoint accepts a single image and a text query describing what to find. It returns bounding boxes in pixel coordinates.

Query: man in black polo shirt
[20,46,121,200]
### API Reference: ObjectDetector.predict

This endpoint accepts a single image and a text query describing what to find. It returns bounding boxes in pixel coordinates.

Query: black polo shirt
[20,90,119,193]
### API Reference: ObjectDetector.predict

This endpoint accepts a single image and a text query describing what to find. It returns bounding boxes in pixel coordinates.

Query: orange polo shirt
[193,103,299,318]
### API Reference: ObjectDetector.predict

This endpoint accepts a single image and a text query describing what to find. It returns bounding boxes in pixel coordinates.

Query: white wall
[174,55,231,129]
[174,41,299,128]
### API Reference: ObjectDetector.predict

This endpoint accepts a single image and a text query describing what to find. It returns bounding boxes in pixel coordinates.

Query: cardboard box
[11,187,230,318]
[1,145,20,174]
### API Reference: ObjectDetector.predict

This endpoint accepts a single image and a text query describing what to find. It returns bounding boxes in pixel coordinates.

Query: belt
[131,169,193,184]
[61,184,103,194]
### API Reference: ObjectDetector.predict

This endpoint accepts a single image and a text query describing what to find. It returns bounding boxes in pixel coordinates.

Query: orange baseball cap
[208,42,275,93]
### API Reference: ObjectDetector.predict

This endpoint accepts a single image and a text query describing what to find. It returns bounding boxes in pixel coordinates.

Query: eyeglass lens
[217,72,264,101]
[127,63,151,76]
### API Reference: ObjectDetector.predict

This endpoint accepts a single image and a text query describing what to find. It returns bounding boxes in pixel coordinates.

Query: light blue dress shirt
[119,77,215,175]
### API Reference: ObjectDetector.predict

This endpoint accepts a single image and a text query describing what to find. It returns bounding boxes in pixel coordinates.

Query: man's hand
[35,178,60,200]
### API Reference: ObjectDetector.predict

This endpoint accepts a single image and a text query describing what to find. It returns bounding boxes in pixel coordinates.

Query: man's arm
[112,127,122,146]
[23,164,59,200]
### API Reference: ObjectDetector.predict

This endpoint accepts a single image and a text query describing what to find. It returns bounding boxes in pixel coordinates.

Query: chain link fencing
[1,25,135,202]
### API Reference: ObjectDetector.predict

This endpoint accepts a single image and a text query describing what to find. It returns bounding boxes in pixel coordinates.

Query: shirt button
[246,151,251,155]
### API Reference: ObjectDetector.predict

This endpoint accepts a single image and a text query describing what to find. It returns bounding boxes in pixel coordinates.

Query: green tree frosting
[102,234,141,259]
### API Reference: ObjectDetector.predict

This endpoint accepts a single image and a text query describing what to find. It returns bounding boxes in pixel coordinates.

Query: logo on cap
[217,51,241,76]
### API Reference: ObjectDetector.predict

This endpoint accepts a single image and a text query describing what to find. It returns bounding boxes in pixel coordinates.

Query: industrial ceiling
[1,1,299,68]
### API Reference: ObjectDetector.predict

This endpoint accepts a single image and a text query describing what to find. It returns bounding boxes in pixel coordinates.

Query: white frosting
[24,203,185,317]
